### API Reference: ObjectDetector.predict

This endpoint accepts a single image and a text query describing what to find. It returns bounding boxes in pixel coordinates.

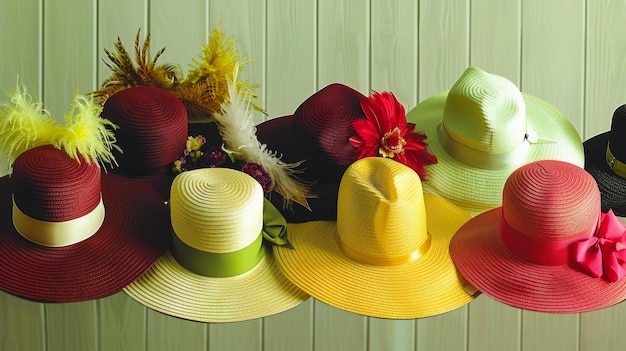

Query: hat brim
[256,116,341,222]
[407,91,584,215]
[273,194,476,319]
[449,208,626,313]
[583,133,626,216]
[123,245,309,323]
[0,173,169,302]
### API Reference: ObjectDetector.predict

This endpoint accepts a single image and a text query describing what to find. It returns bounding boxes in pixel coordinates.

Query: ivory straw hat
[124,168,309,322]
[584,104,626,216]
[406,66,584,216]
[273,157,476,319]
[450,160,626,313]
[0,145,169,302]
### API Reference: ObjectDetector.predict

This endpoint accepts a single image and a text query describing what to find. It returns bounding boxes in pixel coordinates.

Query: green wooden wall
[1,0,626,350]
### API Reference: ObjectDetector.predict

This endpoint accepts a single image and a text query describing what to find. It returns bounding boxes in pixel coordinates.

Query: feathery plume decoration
[0,83,57,169]
[174,22,262,121]
[51,94,121,170]
[0,80,120,172]
[213,64,313,210]
[91,29,180,104]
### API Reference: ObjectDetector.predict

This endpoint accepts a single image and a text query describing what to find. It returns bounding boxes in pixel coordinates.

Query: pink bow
[571,210,626,282]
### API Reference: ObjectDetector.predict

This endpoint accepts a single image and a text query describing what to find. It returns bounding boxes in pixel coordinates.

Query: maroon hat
[256,83,437,222]
[0,145,169,302]
[255,84,366,222]
[101,86,188,199]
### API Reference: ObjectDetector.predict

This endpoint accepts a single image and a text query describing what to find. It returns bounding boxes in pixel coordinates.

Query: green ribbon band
[606,141,626,179]
[171,198,292,277]
[171,232,265,277]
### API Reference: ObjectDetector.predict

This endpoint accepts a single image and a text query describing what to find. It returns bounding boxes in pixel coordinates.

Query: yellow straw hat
[406,66,584,216]
[124,168,309,322]
[273,157,476,319]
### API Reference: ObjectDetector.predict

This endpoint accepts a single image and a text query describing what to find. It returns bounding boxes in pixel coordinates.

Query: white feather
[213,65,312,209]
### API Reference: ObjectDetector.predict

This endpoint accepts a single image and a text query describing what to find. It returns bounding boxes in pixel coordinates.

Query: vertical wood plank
[265,0,317,119]
[45,302,97,351]
[0,0,41,95]
[417,307,468,351]
[468,295,521,351]
[0,291,45,351]
[522,312,579,351]
[208,320,261,350]
[317,0,369,91]
[314,301,367,351]
[371,0,418,107]
[580,304,626,351]
[521,0,585,135]
[417,0,470,101]
[369,318,415,351]
[97,293,147,351]
[208,0,267,124]
[584,0,626,140]
[149,0,208,77]
[146,309,207,351]
[43,0,97,119]
[263,298,314,351]
[97,0,147,86]
[470,0,521,85]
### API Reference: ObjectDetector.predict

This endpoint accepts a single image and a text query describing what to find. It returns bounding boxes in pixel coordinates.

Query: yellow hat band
[335,231,432,266]
[606,141,626,179]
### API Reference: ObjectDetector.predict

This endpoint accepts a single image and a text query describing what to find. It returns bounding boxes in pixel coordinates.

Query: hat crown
[12,145,101,222]
[442,66,527,154]
[502,160,600,241]
[336,157,429,262]
[609,104,626,160]
[293,83,365,172]
[101,86,188,170]
[170,168,264,253]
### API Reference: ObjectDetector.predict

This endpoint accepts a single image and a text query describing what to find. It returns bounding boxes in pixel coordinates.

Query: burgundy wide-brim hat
[101,86,188,200]
[450,160,626,313]
[255,84,367,222]
[0,147,170,302]
[584,104,626,216]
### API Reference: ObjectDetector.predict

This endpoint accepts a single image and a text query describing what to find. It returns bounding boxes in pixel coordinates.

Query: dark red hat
[0,145,169,302]
[255,84,368,222]
[101,86,188,199]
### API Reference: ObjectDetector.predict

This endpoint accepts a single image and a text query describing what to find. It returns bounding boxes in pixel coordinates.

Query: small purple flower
[241,163,273,192]
[198,146,228,168]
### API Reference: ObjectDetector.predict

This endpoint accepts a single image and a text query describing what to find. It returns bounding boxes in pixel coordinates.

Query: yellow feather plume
[51,94,120,170]
[0,83,57,169]
[0,80,120,172]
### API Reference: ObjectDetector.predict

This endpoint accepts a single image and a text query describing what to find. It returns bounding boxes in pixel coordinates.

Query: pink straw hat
[450,160,626,313]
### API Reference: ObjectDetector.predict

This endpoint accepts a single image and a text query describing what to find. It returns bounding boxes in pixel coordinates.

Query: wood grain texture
[584,0,626,140]
[265,0,317,118]
[468,295,521,351]
[263,298,314,351]
[208,319,261,350]
[0,291,45,351]
[97,293,147,351]
[314,301,367,351]
[521,0,586,137]
[42,0,96,120]
[369,318,415,351]
[522,311,579,351]
[45,302,97,351]
[146,308,207,351]
[0,0,41,95]
[317,0,369,91]
[418,0,470,100]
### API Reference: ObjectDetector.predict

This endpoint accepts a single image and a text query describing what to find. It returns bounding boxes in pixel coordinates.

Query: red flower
[349,91,437,179]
